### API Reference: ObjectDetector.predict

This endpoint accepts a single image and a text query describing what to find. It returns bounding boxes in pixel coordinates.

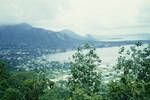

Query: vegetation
[108,43,150,100]
[0,61,54,100]
[68,44,102,100]
[0,43,150,100]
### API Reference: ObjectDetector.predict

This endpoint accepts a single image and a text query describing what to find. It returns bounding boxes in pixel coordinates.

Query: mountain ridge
[0,23,150,50]
[0,23,87,49]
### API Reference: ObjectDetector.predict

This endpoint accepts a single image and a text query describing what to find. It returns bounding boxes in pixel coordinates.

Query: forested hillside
[0,23,87,49]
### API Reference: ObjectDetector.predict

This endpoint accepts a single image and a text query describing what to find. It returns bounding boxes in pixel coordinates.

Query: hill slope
[0,23,86,49]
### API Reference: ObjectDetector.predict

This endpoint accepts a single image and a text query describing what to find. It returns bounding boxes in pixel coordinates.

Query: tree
[0,61,9,98]
[1,88,21,100]
[0,60,8,80]
[108,43,150,100]
[68,44,102,99]
[117,43,150,82]
[39,85,70,100]
[8,71,53,100]
[0,60,55,100]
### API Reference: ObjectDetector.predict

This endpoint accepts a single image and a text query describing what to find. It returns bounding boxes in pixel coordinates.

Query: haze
[0,0,150,36]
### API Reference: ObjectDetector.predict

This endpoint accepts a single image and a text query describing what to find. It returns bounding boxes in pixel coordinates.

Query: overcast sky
[0,0,150,36]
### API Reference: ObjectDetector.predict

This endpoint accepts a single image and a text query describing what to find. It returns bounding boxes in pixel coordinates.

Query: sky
[0,0,150,36]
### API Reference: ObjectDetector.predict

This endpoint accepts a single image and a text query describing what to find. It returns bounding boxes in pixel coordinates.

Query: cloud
[50,0,150,35]
[0,0,150,35]
[0,0,69,25]
[137,0,150,25]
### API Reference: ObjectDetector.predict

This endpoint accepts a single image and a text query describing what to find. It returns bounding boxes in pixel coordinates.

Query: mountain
[0,23,150,51]
[59,29,84,40]
[1,23,150,69]
[84,34,96,41]
[0,23,87,49]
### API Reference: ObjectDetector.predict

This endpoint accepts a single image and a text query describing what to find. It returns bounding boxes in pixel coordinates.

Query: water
[46,46,121,66]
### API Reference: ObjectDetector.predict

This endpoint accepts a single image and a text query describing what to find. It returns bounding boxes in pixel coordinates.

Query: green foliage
[68,87,102,100]
[1,88,21,100]
[0,60,54,100]
[108,43,150,100]
[117,44,150,82]
[68,44,102,99]
[108,79,146,100]
[0,60,8,79]
[40,86,70,100]
[0,60,9,97]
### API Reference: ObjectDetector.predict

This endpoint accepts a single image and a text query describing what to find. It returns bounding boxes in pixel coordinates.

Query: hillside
[0,23,87,49]
[0,23,150,51]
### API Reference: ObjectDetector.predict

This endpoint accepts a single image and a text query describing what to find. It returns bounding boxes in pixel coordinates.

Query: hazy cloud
[0,0,69,26]
[0,0,150,35]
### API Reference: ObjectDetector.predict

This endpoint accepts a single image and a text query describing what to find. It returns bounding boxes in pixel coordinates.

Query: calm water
[46,46,121,65]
